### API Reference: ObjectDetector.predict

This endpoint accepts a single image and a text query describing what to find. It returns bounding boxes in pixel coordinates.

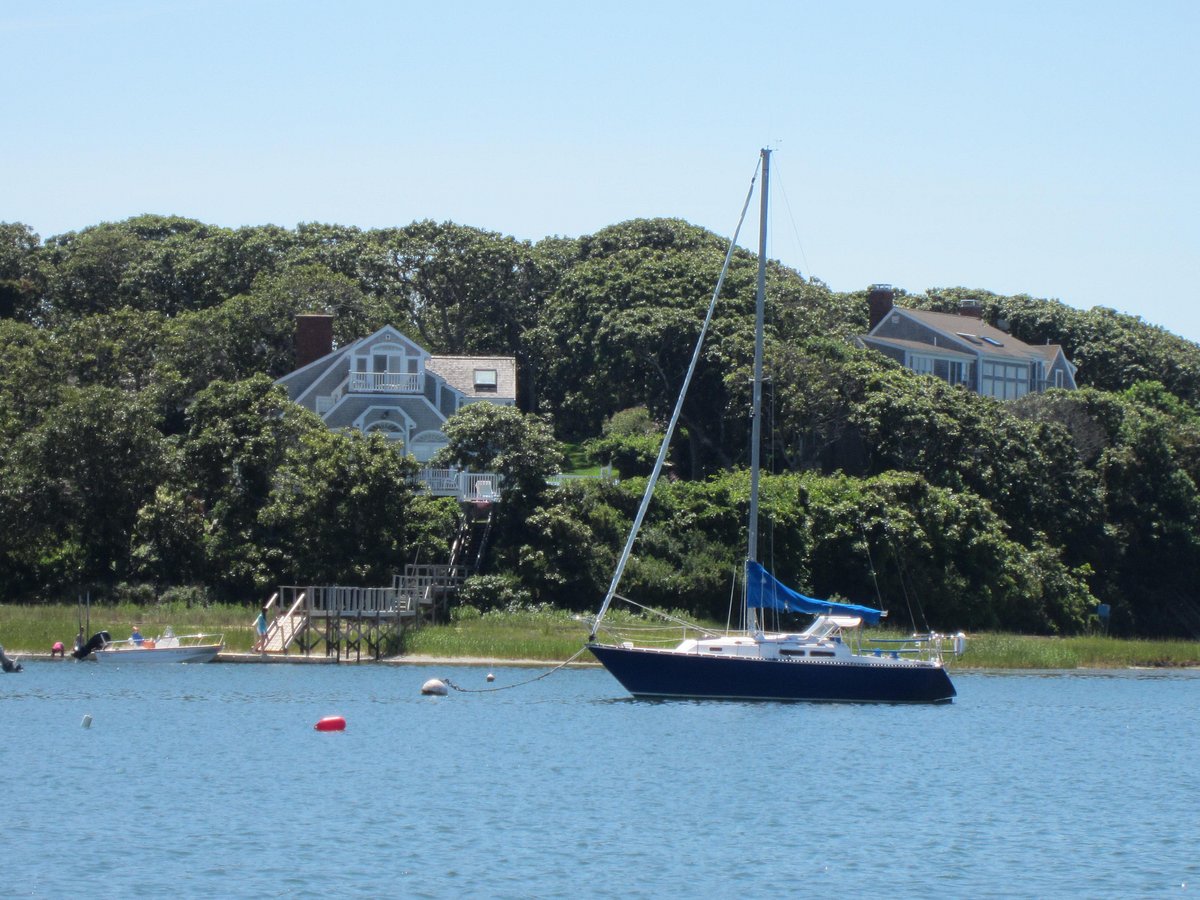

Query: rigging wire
[766,368,779,634]
[859,521,886,610]
[770,156,813,282]
[726,563,738,633]
[594,594,725,639]
[591,155,763,636]
[886,529,929,634]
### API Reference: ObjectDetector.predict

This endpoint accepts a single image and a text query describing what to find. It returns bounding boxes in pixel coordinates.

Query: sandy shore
[15,650,597,667]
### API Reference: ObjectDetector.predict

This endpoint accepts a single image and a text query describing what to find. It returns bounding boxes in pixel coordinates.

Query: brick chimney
[958,299,983,319]
[867,284,895,330]
[295,313,333,368]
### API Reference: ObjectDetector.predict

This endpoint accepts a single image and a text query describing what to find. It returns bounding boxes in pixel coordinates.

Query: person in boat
[131,625,144,646]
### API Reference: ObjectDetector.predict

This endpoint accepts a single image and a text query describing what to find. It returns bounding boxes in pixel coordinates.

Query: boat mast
[746,147,769,635]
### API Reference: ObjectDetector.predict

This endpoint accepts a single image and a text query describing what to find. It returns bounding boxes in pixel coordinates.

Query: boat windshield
[799,616,862,640]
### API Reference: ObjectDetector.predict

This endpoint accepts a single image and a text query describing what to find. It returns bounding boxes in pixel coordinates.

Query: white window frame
[474,368,498,391]
[908,355,935,376]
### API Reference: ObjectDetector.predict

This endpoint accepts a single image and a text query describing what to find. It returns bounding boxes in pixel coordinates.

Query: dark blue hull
[588,644,956,703]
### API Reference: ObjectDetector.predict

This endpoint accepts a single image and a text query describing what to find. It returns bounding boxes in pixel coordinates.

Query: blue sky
[5,0,1199,340]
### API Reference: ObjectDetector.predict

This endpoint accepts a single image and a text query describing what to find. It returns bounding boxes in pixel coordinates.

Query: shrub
[456,573,533,612]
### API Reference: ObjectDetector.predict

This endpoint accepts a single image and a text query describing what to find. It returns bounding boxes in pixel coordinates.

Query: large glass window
[924,356,969,387]
[981,361,1029,400]
[909,355,935,375]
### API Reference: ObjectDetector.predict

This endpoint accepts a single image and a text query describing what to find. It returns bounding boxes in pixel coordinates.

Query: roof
[321,395,446,433]
[861,335,976,361]
[885,308,1051,363]
[426,356,517,400]
[1029,342,1076,371]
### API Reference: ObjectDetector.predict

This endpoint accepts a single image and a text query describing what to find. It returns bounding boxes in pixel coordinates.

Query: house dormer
[348,332,428,395]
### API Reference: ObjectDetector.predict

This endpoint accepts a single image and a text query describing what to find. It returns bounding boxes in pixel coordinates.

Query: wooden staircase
[450,499,495,574]
[252,592,308,653]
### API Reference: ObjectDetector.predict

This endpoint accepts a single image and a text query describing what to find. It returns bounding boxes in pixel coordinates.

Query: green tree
[532,218,755,459]
[360,221,539,357]
[583,406,665,478]
[60,308,169,393]
[0,386,167,597]
[259,428,419,585]
[130,483,207,588]
[0,222,43,321]
[178,375,320,599]
[0,319,61,441]
[434,403,564,510]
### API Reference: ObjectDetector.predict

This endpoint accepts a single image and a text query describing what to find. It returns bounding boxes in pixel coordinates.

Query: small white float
[421,678,448,696]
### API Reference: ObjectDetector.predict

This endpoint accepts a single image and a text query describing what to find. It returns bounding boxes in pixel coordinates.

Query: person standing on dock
[254,607,269,650]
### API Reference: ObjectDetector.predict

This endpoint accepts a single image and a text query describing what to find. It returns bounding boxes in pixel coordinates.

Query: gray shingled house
[859,286,1076,399]
[276,314,517,462]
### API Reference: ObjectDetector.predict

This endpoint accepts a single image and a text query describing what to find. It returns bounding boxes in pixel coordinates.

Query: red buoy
[314,716,346,732]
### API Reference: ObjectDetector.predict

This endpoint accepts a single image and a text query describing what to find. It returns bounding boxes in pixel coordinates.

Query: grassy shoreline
[2,603,1199,669]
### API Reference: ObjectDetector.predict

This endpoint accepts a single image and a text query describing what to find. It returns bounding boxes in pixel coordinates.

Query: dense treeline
[2,215,1199,637]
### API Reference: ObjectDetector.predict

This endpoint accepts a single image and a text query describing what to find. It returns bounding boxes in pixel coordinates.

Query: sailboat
[587,149,962,703]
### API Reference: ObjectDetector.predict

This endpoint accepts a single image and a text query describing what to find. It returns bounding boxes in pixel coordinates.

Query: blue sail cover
[746,561,883,625]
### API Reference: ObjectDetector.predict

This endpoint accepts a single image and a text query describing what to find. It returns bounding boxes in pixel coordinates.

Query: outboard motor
[0,643,22,673]
[71,631,111,660]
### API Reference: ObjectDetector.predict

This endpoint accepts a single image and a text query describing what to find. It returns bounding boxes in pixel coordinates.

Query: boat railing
[586,601,725,648]
[859,632,967,663]
[157,632,224,648]
[103,631,224,650]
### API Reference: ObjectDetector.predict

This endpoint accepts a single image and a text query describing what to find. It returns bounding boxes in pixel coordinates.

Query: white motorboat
[92,627,223,664]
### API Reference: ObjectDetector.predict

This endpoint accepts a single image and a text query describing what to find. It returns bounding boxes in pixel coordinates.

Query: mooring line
[443,646,590,693]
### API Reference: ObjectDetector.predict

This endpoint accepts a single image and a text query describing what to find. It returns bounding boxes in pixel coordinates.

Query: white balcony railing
[350,371,423,393]
[412,467,615,500]
[414,468,503,501]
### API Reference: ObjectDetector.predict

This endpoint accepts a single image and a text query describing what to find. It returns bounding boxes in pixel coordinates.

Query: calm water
[1,661,1198,898]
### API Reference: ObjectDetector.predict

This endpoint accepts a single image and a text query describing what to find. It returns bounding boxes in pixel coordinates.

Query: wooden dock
[252,496,498,660]
[253,564,470,661]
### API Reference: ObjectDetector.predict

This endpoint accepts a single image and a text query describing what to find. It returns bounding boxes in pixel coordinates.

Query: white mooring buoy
[486,673,495,682]
[421,678,448,696]
[81,714,93,729]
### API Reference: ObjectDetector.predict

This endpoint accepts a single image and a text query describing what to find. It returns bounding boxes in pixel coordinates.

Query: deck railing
[412,466,614,500]
[349,371,423,393]
[414,468,503,500]
[393,564,469,609]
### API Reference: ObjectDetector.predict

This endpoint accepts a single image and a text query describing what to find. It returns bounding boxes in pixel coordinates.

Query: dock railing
[277,585,413,618]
